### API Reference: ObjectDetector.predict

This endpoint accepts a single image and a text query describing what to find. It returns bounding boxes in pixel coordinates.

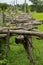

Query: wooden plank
[0,27,25,30]
[0,34,7,38]
[0,29,43,38]
[13,19,42,24]
[9,30,43,36]
[0,26,37,31]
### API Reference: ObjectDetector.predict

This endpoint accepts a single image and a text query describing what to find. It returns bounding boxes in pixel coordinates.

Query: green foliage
[16,3,43,13]
[29,0,43,12]
[0,38,7,65]
[15,4,30,13]
[29,0,43,5]
[22,4,30,13]
[30,5,43,12]
[0,3,10,11]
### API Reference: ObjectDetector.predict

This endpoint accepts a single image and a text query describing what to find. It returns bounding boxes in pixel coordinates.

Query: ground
[7,12,43,65]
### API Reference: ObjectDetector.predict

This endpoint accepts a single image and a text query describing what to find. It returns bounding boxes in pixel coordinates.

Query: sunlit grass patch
[31,12,43,20]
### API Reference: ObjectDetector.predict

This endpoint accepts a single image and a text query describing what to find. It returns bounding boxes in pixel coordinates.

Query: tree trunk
[24,0,26,13]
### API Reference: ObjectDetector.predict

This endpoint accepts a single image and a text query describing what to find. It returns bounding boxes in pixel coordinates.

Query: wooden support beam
[6,29,10,57]
[23,35,35,65]
[0,29,43,38]
[13,19,42,24]
[15,35,34,65]
[0,26,38,31]
[0,34,7,38]
[39,20,43,24]
[10,30,43,37]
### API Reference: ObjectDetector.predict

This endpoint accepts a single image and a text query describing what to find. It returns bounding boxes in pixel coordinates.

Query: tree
[21,4,30,13]
[30,0,43,12]
[0,3,10,23]
[29,0,43,5]
[0,3,9,11]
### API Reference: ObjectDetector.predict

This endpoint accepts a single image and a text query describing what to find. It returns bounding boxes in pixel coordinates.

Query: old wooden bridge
[0,13,43,65]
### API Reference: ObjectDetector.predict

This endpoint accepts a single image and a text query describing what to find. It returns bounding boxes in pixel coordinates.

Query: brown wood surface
[0,29,43,38]
[23,35,35,65]
[0,34,7,38]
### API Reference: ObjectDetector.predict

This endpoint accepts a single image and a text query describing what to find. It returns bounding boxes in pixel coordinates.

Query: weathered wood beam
[0,27,25,30]
[6,29,10,57]
[23,35,35,65]
[13,19,42,24]
[0,30,43,38]
[39,20,43,24]
[0,34,7,38]
[10,30,43,37]
[15,35,34,65]
[0,26,37,31]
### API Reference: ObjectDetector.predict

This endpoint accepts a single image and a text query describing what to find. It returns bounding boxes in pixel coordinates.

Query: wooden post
[24,0,26,13]
[16,0,17,13]
[6,29,10,57]
[2,11,5,23]
[15,35,35,65]
[0,40,2,59]
[23,35,35,65]
[28,35,33,48]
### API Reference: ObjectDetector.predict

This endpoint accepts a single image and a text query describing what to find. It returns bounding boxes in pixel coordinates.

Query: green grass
[31,12,43,31]
[7,12,43,65]
[31,12,43,20]
[38,24,43,31]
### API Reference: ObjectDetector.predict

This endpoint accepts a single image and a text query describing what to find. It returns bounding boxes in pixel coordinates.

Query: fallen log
[0,26,38,30]
[0,34,7,38]
[10,30,43,38]
[0,30,43,38]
